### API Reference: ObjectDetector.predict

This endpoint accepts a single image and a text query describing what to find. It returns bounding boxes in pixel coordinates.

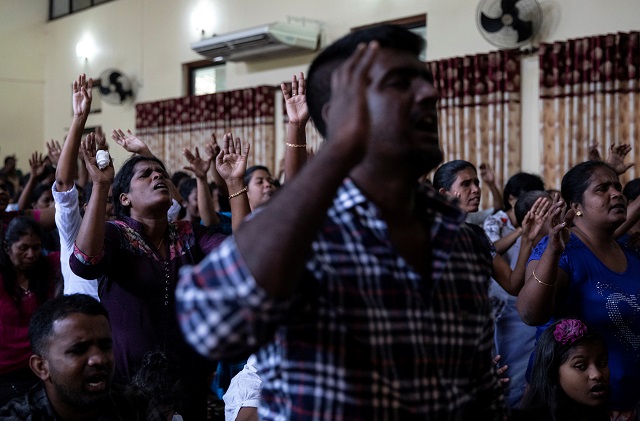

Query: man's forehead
[368,47,431,76]
[50,314,111,342]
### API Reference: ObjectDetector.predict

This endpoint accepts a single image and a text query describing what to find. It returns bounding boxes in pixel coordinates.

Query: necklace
[18,284,32,296]
[155,234,165,250]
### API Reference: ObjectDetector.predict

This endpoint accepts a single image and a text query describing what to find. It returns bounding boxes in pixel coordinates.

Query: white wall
[1,0,639,176]
[0,1,47,173]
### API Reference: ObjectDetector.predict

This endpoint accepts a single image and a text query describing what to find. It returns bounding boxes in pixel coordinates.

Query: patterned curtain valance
[539,31,640,188]
[428,50,522,209]
[135,86,277,175]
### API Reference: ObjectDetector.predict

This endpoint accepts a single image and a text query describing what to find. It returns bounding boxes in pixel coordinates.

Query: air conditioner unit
[191,22,320,62]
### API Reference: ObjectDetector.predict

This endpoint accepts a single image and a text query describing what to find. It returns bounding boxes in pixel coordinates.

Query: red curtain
[540,31,640,188]
[428,50,522,208]
[135,86,276,175]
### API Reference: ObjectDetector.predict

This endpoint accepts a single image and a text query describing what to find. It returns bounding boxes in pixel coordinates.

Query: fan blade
[109,72,123,84]
[480,13,504,33]
[118,89,133,102]
[501,0,519,14]
[511,16,533,42]
[99,86,112,95]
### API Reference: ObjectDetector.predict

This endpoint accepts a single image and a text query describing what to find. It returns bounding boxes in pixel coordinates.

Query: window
[49,0,116,20]
[183,60,226,96]
[352,14,427,61]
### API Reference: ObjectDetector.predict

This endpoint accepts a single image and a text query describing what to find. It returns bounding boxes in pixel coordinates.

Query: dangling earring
[576,210,582,217]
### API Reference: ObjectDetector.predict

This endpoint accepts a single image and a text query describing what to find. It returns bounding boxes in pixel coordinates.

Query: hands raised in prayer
[588,142,634,175]
[112,129,152,157]
[46,140,62,167]
[479,163,495,185]
[29,151,47,181]
[545,193,575,255]
[521,196,552,244]
[81,132,114,186]
[216,133,250,183]
[183,146,211,180]
[281,73,310,125]
[72,74,92,119]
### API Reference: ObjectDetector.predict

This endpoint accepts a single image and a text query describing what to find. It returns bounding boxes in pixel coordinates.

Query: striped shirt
[177,179,504,420]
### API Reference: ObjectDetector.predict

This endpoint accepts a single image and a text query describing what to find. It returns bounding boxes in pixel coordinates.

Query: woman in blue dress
[517,160,640,416]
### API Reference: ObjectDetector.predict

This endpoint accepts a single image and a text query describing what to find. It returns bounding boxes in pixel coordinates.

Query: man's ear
[438,187,447,196]
[29,354,50,381]
[321,102,331,133]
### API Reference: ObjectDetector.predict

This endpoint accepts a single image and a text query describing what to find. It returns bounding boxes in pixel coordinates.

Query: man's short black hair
[29,294,109,356]
[306,25,425,138]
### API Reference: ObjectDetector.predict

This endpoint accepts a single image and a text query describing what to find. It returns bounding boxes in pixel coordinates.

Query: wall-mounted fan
[476,0,542,49]
[97,69,134,105]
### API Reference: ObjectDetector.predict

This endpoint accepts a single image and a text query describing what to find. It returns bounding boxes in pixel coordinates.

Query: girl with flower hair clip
[518,318,610,421]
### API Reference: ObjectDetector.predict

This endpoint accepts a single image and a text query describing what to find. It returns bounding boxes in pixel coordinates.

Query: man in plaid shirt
[177,25,504,420]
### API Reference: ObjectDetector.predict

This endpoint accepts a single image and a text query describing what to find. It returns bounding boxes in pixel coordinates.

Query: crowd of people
[0,24,639,421]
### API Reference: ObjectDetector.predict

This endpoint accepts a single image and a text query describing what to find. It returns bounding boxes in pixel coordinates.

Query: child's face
[558,342,609,406]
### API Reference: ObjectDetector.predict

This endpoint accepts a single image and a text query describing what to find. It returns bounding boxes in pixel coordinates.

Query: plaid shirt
[177,179,504,420]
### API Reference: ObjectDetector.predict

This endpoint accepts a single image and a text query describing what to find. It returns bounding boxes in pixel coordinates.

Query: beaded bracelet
[532,269,556,287]
[228,186,248,200]
[285,142,307,148]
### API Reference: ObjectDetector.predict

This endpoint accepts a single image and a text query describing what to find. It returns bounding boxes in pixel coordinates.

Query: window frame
[183,59,226,96]
[49,0,116,21]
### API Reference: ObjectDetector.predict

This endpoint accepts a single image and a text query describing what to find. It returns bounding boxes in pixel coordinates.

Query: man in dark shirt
[0,294,150,421]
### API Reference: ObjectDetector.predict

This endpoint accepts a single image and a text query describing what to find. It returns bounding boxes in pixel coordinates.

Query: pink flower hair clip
[553,319,587,345]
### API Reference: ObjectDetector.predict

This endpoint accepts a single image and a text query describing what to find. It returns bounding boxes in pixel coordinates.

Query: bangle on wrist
[532,269,556,287]
[228,186,248,200]
[285,142,307,148]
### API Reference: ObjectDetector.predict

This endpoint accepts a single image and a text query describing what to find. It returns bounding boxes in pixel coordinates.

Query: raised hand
[205,133,222,161]
[72,74,93,119]
[326,42,379,159]
[94,127,109,151]
[521,196,552,243]
[546,193,574,254]
[281,73,310,125]
[183,146,211,179]
[46,140,62,167]
[588,142,602,161]
[606,143,633,175]
[29,151,47,180]
[215,133,250,182]
[479,163,495,185]
[111,129,151,156]
[81,132,114,185]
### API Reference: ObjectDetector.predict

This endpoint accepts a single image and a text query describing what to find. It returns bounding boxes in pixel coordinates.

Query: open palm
[183,146,211,179]
[216,133,250,181]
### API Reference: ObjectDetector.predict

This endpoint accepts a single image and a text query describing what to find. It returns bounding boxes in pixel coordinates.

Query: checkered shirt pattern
[177,179,504,420]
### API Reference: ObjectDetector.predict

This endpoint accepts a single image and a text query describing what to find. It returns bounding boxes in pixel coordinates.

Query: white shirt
[223,354,261,421]
[52,183,100,300]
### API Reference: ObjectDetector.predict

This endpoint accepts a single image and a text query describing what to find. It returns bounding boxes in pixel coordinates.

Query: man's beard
[50,377,111,409]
